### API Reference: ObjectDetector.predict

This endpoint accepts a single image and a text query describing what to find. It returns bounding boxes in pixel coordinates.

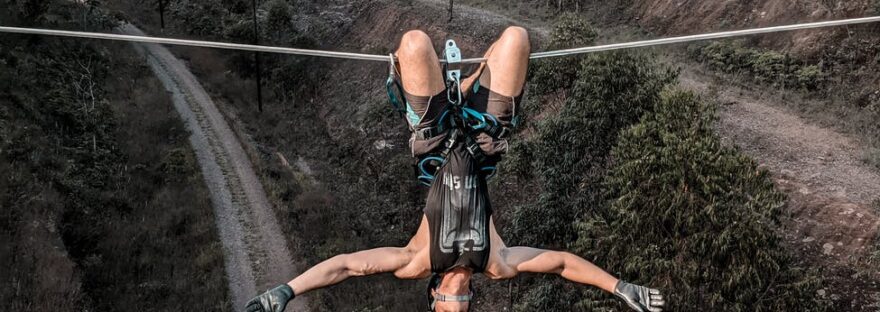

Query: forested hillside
[99,0,872,310]
[3,0,876,311]
[0,1,229,310]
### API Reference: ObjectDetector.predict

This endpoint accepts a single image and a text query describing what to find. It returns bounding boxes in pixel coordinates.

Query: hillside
[108,0,878,311]
[3,0,877,311]
[0,2,230,310]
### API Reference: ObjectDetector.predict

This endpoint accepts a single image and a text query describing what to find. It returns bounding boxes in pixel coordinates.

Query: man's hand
[245,284,295,312]
[613,281,665,312]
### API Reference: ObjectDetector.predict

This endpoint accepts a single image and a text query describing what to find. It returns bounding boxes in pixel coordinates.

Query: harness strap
[432,291,473,302]
[389,40,514,186]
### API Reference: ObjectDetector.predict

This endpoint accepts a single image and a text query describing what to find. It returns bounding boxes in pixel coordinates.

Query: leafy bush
[504,15,675,310]
[509,49,676,247]
[692,41,825,91]
[574,90,825,311]
[167,0,226,36]
[527,14,598,96]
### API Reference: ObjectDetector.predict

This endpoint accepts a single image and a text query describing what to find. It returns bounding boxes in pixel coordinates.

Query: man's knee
[499,26,530,49]
[398,30,434,57]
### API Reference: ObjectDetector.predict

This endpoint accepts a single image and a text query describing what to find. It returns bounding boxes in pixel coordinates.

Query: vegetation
[576,91,823,311]
[104,2,842,311]
[504,15,824,311]
[508,16,676,247]
[690,41,826,91]
[0,1,229,310]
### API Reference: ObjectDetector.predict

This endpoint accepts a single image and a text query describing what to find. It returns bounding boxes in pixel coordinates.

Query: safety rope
[2,16,880,63]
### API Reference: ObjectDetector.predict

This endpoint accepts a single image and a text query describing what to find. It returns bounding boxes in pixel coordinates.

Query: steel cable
[2,16,880,63]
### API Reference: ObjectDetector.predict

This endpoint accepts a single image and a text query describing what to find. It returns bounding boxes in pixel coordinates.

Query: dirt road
[120,24,306,311]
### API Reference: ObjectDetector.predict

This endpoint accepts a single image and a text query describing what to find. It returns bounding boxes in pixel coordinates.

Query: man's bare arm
[289,246,429,294]
[245,216,432,312]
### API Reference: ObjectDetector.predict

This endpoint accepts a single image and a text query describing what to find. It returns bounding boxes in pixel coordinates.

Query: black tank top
[424,144,492,273]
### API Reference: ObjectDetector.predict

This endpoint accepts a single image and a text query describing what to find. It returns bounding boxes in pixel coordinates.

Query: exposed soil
[119,24,306,311]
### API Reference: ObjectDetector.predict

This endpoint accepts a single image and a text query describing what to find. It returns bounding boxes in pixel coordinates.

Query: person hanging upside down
[245,27,665,312]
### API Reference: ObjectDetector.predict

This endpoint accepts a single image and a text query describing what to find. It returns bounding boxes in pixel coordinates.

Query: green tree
[574,90,824,311]
[508,50,676,247]
[526,13,598,97]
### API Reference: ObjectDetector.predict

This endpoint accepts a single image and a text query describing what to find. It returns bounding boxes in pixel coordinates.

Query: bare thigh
[483,217,517,279]
[394,215,433,279]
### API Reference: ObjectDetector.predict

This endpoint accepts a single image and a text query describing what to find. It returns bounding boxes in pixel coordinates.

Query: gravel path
[119,24,305,311]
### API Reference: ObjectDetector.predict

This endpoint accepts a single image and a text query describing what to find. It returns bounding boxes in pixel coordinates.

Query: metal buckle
[443,39,463,107]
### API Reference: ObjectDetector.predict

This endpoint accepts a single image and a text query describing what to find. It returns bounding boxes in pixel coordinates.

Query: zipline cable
[524,16,880,61]
[0,26,391,62]
[2,15,880,63]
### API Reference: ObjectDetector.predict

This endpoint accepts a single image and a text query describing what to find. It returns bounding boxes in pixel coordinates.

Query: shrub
[508,50,676,247]
[692,41,825,91]
[527,13,598,97]
[506,15,675,310]
[574,90,825,311]
[795,65,824,90]
[160,147,197,180]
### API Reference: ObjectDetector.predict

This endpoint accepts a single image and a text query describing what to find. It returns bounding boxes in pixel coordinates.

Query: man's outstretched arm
[245,246,429,312]
[245,216,432,312]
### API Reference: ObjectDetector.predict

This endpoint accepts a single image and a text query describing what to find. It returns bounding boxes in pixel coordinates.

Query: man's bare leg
[483,219,618,292]
[462,26,531,97]
[396,30,446,97]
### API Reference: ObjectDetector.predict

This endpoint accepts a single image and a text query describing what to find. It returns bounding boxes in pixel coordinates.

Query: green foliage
[265,0,293,33]
[692,41,826,90]
[547,13,598,50]
[513,280,592,312]
[574,90,824,311]
[1,1,229,310]
[160,147,197,180]
[527,14,598,96]
[528,18,595,93]
[10,0,50,22]
[508,49,676,247]
[167,0,226,36]
[795,65,823,91]
[506,16,676,310]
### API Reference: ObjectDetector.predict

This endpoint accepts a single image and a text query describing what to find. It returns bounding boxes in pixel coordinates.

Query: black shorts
[424,144,493,273]
[404,81,523,158]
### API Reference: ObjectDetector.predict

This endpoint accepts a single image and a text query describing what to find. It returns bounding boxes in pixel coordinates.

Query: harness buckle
[443,40,463,107]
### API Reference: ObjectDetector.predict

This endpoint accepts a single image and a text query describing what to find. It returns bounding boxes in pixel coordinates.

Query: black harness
[386,40,513,186]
